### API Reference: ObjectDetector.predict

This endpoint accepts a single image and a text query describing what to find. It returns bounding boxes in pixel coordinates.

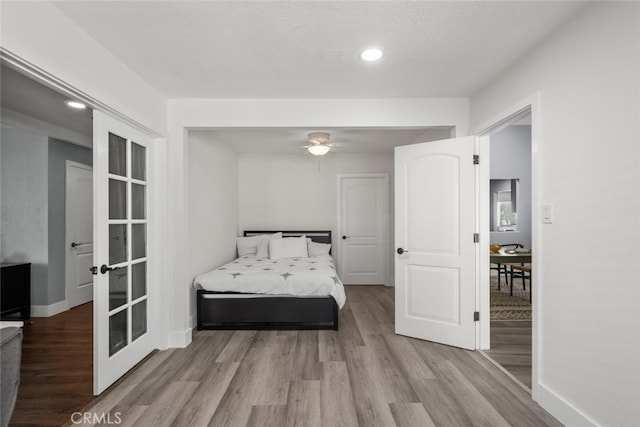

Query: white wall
[0,1,166,133]
[239,152,394,283]
[2,0,169,340]
[471,3,640,426]
[1,127,49,305]
[187,131,239,326]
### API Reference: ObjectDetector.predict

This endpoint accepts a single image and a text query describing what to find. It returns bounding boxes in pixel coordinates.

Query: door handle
[71,241,92,248]
[342,235,350,240]
[100,264,121,274]
[397,247,408,255]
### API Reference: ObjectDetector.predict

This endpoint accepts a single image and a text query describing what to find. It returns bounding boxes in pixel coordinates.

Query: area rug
[490,275,531,320]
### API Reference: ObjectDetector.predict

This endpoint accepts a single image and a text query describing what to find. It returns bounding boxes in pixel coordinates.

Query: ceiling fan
[306,131,333,156]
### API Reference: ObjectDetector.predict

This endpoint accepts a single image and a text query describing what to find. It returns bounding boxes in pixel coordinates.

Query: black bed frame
[196,230,339,331]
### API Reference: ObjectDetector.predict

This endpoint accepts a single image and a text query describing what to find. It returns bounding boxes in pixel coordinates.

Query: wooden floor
[75,286,558,427]
[484,320,533,389]
[9,302,93,426]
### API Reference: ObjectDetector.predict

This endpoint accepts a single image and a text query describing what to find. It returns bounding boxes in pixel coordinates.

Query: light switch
[542,203,553,224]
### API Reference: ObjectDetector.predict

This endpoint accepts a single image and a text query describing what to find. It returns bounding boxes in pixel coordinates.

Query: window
[491,179,519,232]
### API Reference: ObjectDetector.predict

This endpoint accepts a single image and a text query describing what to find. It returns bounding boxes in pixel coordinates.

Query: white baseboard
[191,313,197,330]
[31,300,68,317]
[168,328,192,348]
[537,383,597,427]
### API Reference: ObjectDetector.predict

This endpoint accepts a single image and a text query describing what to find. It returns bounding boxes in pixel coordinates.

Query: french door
[93,111,156,394]
[395,136,478,350]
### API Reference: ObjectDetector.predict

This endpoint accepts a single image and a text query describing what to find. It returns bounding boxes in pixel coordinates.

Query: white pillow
[237,232,282,257]
[255,239,270,258]
[307,240,331,257]
[269,236,309,260]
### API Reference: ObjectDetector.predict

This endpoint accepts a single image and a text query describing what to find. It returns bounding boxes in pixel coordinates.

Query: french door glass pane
[109,133,127,177]
[132,224,146,260]
[109,310,127,356]
[109,179,127,219]
[109,225,127,264]
[131,142,146,181]
[109,268,128,311]
[131,184,146,219]
[132,262,146,300]
[131,300,147,342]
[106,131,148,362]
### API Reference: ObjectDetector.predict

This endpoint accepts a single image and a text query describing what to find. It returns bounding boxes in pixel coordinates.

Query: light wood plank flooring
[74,286,559,427]
[484,320,532,389]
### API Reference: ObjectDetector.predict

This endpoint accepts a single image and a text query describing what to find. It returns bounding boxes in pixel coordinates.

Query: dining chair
[491,243,523,290]
[508,263,532,303]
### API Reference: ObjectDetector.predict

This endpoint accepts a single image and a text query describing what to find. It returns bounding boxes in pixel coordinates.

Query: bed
[194,230,344,330]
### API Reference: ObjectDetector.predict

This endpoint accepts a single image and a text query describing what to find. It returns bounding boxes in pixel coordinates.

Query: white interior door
[65,161,93,308]
[93,110,155,395]
[395,136,478,350]
[339,174,388,285]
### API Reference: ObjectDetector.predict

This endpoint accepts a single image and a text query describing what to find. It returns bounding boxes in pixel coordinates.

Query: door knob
[397,247,408,255]
[342,235,350,240]
[100,264,120,274]
[71,241,92,248]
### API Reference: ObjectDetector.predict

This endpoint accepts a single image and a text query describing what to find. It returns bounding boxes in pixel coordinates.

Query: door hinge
[473,154,479,165]
[473,233,479,243]
[474,311,480,322]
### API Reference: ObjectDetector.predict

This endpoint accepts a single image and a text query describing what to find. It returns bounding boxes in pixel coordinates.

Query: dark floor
[9,303,93,426]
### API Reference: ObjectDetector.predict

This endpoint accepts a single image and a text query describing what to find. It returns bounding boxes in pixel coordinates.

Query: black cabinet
[1,263,31,320]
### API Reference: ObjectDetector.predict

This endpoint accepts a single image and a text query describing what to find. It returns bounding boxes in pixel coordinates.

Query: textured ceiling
[2,1,575,153]
[53,1,585,98]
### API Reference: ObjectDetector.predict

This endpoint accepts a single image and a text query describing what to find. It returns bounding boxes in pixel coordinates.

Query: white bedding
[193,254,346,308]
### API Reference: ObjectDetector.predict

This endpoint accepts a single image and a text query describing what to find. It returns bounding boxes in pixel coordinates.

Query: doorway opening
[0,62,94,423]
[478,104,536,393]
[484,113,533,389]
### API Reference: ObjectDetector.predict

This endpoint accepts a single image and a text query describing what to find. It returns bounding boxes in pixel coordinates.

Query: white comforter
[193,254,346,308]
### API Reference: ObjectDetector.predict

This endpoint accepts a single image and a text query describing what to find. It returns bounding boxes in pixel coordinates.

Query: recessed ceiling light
[65,100,86,110]
[360,48,383,62]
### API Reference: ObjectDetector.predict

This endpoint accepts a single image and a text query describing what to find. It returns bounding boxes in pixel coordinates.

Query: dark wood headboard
[244,230,332,245]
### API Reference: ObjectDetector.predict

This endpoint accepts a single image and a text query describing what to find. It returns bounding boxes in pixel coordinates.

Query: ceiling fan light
[308,144,331,156]
[308,131,330,145]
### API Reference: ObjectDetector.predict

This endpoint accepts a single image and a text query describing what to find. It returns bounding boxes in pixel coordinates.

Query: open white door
[93,111,156,394]
[395,136,478,350]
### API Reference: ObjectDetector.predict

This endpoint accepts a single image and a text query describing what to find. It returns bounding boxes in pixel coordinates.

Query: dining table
[490,249,532,264]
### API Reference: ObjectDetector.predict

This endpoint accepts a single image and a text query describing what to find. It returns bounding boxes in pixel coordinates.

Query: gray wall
[1,127,49,305]
[48,138,92,304]
[489,124,532,248]
[0,128,92,307]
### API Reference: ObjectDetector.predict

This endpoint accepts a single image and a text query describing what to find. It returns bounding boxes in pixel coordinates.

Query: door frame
[336,173,390,285]
[65,160,93,309]
[1,51,169,390]
[473,92,541,399]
